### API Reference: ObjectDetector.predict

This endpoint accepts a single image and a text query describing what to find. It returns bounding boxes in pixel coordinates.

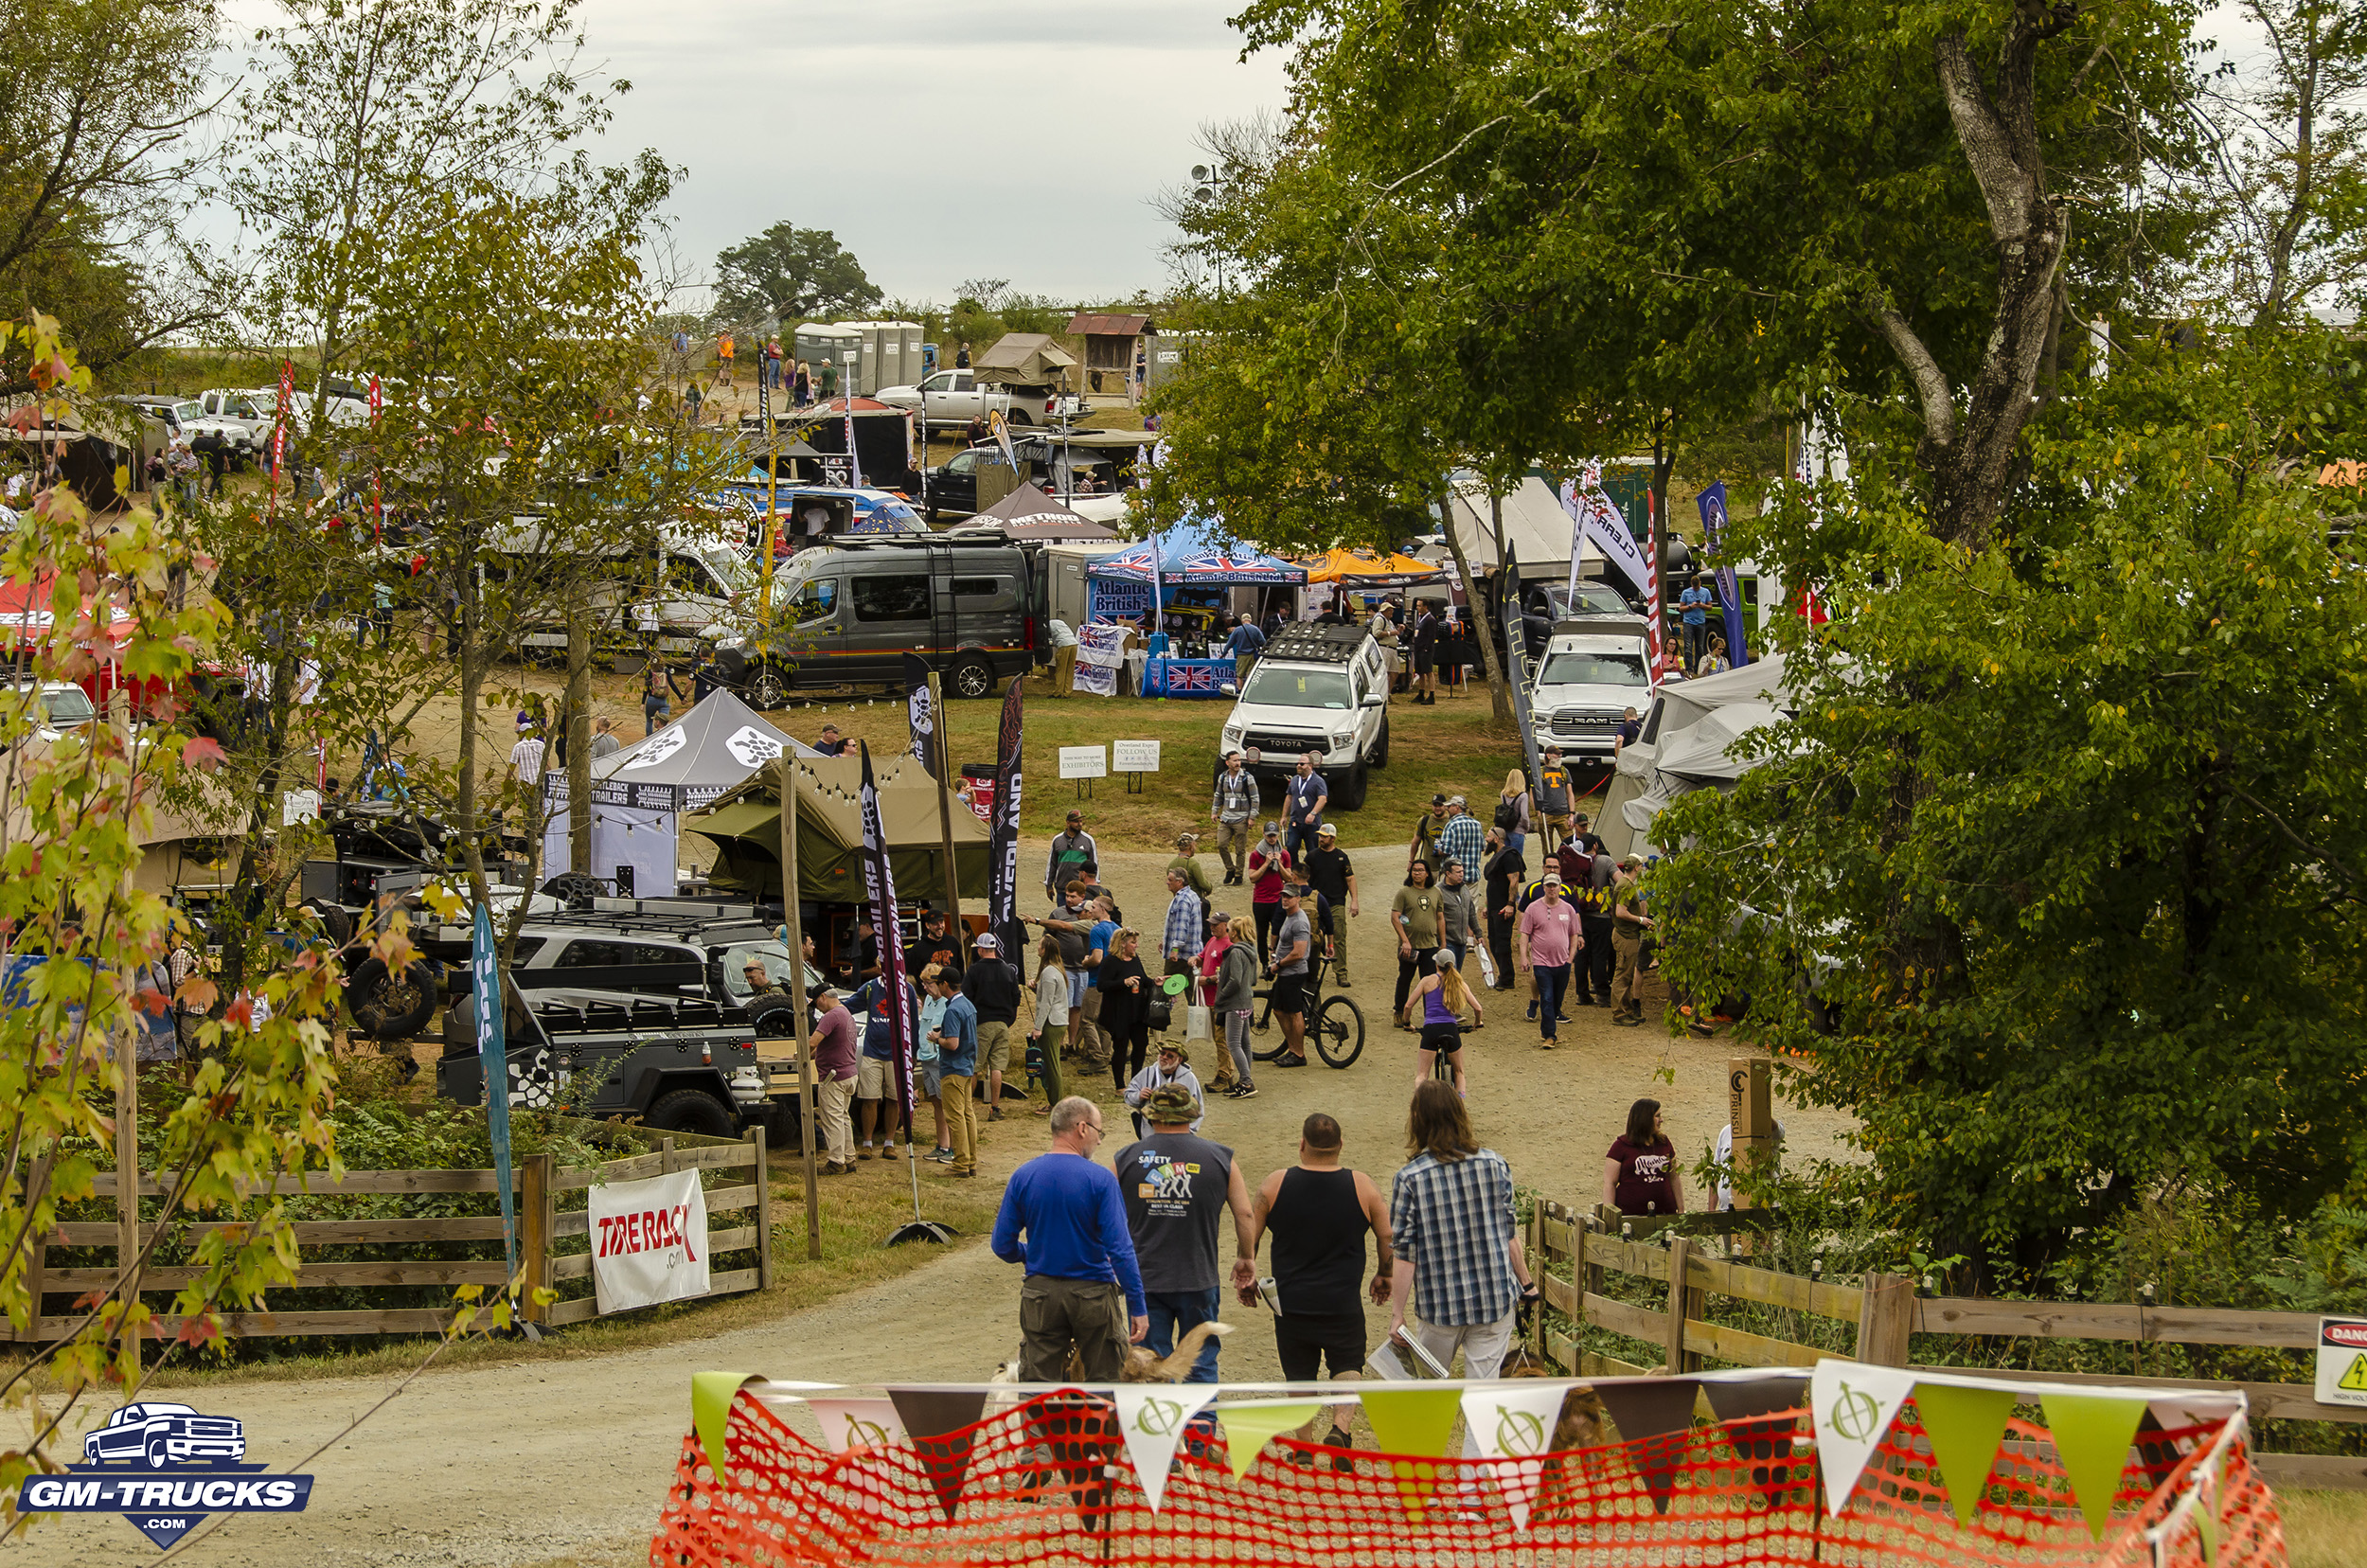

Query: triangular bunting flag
[2041,1393,2146,1541]
[1913,1381,2017,1525]
[1361,1384,1466,1523]
[1810,1360,1916,1515]
[808,1398,907,1452]
[1700,1375,1806,1495]
[1459,1381,1574,1530]
[889,1388,990,1521]
[1219,1401,1322,1480]
[1112,1384,1218,1512]
[1593,1378,1702,1514]
[690,1372,764,1478]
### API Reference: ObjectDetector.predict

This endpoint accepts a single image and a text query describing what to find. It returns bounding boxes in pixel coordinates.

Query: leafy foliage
[713,220,882,328]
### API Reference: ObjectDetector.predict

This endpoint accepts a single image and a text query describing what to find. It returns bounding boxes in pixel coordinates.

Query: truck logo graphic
[22,1402,312,1548]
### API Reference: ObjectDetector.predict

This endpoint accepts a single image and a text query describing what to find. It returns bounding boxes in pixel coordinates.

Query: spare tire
[745,994,803,1039]
[347,956,438,1040]
[713,646,749,686]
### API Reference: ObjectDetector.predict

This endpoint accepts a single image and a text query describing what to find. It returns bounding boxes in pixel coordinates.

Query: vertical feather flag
[857,742,916,1126]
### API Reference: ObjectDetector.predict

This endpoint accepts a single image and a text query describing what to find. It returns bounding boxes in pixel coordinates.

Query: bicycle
[1422,1019,1485,1081]
[1247,957,1364,1069]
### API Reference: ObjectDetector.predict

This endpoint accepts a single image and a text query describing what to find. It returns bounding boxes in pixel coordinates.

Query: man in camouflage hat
[1113,1079,1256,1384]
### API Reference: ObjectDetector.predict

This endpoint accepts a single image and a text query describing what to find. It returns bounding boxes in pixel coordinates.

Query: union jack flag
[1165,663,1219,693]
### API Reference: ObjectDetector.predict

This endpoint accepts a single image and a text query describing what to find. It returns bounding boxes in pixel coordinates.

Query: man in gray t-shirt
[1115,1084,1255,1381]
[1272,885,1315,1068]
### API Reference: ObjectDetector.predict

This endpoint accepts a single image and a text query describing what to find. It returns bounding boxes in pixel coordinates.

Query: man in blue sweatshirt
[991,1096,1148,1380]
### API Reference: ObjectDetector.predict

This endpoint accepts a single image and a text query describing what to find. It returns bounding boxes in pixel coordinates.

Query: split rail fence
[2,1127,773,1343]
[1528,1198,2367,1492]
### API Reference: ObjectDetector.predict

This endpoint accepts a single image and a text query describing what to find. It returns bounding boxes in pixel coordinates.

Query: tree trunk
[455,570,489,923]
[566,609,593,875]
[1441,485,1513,726]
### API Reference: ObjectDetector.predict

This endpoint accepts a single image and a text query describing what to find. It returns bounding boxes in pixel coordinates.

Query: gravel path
[38,846,1851,1566]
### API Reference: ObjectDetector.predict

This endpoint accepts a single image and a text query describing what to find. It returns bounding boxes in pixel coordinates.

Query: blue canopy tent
[1082,522,1307,627]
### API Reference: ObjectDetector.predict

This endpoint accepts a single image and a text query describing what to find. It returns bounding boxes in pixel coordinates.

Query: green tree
[713,221,881,328]
[1651,331,2367,1280]
[0,312,344,1496]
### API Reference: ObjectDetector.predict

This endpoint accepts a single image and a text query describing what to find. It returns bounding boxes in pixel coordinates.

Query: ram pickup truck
[874,370,1085,430]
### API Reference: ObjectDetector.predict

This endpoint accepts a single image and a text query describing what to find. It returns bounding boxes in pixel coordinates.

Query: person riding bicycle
[1402,951,1481,1096]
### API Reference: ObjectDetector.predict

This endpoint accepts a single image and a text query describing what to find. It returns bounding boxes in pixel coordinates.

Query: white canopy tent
[542,691,819,897]
[1599,655,1799,860]
[1428,475,1594,576]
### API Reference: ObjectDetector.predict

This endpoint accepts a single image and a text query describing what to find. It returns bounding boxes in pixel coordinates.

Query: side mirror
[1360,693,1385,709]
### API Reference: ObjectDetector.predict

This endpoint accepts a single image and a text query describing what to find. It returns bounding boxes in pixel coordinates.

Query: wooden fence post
[1857,1271,1913,1364]
[1664,1235,1695,1373]
[1581,1212,1604,1310]
[520,1153,552,1325]
[751,1126,774,1291]
[20,1152,51,1345]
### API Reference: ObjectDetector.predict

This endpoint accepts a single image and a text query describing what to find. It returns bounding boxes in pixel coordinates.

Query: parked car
[111,395,253,457]
[1526,615,1653,758]
[1218,623,1392,810]
[875,370,1085,430]
[82,1403,244,1468]
[710,537,1041,704]
[195,388,276,445]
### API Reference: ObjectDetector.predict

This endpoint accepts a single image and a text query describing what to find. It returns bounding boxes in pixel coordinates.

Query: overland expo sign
[590,1167,710,1315]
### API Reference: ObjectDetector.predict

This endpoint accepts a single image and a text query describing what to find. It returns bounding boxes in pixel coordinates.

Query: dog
[987,1320,1233,1419]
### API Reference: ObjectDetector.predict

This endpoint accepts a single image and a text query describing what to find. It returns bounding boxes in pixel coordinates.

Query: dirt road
[39,846,1847,1567]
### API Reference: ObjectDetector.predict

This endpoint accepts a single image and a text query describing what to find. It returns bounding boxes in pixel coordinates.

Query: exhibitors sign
[1058,746,1108,779]
[590,1167,710,1315]
[2316,1316,2367,1406]
[1112,740,1161,774]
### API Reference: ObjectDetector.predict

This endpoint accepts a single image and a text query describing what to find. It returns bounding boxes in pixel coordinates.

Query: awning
[1086,522,1307,585]
[975,482,1115,541]
[1297,547,1444,585]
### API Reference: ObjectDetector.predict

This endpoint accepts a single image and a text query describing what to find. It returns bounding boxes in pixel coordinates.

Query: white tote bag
[1185,1004,1213,1042]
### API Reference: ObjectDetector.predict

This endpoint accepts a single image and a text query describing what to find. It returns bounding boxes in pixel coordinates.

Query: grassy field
[767,668,1567,860]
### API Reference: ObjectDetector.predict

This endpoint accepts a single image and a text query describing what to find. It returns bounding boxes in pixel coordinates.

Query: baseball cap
[1316,823,1338,838]
[1432,792,1448,805]
[1448,794,1467,808]
[1066,809,1083,822]
[974,932,999,951]
[1263,819,1281,835]
[1621,853,1648,869]
[1176,831,1197,846]
[1143,1081,1201,1122]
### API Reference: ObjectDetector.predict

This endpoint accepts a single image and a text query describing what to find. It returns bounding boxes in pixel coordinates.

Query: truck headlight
[1329,731,1354,754]
[1221,726,1243,750]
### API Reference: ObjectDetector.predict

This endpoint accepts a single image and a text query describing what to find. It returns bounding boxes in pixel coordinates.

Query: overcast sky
[571,0,1290,308]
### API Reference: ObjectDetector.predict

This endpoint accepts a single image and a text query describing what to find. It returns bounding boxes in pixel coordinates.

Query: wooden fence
[1529,1200,2367,1492]
[4,1129,773,1342]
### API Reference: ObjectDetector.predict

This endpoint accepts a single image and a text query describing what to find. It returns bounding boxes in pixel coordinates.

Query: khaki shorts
[857,1055,895,1098]
[977,1020,1013,1074]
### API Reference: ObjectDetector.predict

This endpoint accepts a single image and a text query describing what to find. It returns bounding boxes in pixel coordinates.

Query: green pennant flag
[691,1372,762,1478]
[2041,1393,2147,1541]
[1361,1384,1467,1522]
[1219,1402,1322,1481]
[1913,1382,2017,1525]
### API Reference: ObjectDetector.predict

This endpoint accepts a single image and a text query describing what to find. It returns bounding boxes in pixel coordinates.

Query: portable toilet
[793,323,862,389]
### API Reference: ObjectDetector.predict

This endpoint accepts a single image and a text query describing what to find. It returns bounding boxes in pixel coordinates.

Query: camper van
[1526,615,1654,759]
[709,538,1039,704]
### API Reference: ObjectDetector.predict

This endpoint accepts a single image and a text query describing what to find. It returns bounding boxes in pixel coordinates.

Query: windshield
[1539,650,1649,687]
[174,401,205,422]
[721,941,796,1001]
[1242,666,1353,709]
[35,686,95,725]
[768,571,838,622]
[1543,581,1631,616]
[699,542,756,595]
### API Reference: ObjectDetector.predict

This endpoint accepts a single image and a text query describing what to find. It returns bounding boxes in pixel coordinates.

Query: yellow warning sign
[2342,1354,2367,1393]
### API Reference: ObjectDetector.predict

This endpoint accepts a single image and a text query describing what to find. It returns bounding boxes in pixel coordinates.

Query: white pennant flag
[1810,1359,1916,1515]
[806,1397,907,1452]
[1559,458,1654,601]
[1112,1383,1217,1512]
[1459,1381,1575,1531]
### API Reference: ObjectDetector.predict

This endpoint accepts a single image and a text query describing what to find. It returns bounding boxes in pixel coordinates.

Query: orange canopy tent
[1296,547,1442,585]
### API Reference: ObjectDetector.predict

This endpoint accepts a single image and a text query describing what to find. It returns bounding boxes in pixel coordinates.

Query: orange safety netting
[650,1392,2284,1568]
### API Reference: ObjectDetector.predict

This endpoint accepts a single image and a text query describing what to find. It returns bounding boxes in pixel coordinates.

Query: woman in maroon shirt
[1602,1097,1684,1216]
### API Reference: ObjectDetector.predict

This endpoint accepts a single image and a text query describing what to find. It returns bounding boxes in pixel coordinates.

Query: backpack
[1493,797,1520,831]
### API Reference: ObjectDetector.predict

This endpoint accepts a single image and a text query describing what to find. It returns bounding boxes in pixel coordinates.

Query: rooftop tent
[1433,474,1590,576]
[684,753,992,904]
[1297,547,1443,585]
[540,690,818,897]
[974,482,1116,541]
[972,332,1078,389]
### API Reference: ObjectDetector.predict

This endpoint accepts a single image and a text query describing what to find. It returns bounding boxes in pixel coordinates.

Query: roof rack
[1261,623,1372,665]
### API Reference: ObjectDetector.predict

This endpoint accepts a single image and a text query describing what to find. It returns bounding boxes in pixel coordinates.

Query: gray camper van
[710,538,1039,704]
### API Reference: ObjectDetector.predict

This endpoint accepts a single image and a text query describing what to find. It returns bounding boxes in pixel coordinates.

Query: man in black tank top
[1237,1113,1396,1456]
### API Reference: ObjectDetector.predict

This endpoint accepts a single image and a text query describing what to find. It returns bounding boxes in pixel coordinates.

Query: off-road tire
[347,957,437,1040]
[644,1087,737,1140]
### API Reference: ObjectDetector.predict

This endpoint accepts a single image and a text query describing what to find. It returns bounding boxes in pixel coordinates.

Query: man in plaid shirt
[1438,795,1486,885]
[1385,1080,1536,1378]
[1162,867,1205,978]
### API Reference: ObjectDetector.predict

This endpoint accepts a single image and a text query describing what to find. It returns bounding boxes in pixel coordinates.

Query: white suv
[1218,624,1391,810]
[1527,615,1653,758]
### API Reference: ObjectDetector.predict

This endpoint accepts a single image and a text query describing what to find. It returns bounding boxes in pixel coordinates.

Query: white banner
[1460,1381,1572,1530]
[1072,662,1116,697]
[1077,622,1128,667]
[1112,1383,1217,1511]
[1809,1360,1916,1515]
[1560,460,1652,600]
[590,1167,710,1315]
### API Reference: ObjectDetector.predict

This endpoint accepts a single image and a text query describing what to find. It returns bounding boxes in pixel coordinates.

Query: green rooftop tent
[685,752,991,904]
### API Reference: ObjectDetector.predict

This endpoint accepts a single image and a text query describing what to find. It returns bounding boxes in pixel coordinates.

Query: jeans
[1684,620,1708,668]
[1286,821,1321,864]
[1534,963,1571,1039]
[1145,1287,1225,1382]
[1224,1009,1255,1089]
[1581,917,1615,1000]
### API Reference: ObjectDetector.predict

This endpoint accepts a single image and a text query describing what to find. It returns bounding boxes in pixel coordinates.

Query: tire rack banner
[589,1167,709,1314]
[988,675,1025,961]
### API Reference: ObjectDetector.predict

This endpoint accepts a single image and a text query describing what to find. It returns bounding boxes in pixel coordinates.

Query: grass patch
[2282,1489,2367,1568]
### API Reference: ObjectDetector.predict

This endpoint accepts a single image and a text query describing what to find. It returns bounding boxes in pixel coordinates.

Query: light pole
[1191,163,1226,298]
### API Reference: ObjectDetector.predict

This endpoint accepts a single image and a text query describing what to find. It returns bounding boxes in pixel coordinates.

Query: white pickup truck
[196,388,274,444]
[875,369,1083,430]
[1526,615,1654,759]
